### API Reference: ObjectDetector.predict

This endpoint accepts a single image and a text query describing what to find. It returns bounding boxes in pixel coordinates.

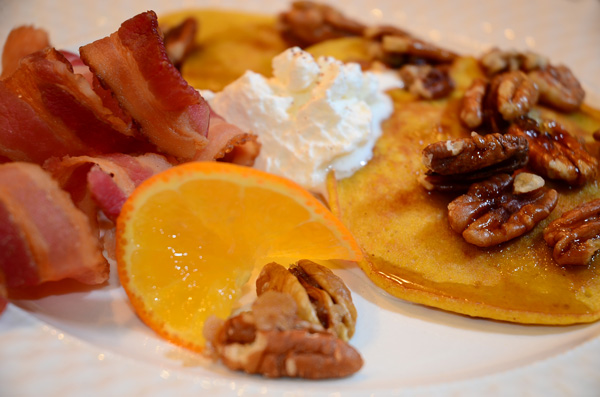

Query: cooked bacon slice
[1,26,49,79]
[45,153,173,222]
[80,11,210,160]
[60,50,94,85]
[0,271,7,313]
[0,162,108,288]
[196,112,260,165]
[1,48,143,163]
[0,79,74,163]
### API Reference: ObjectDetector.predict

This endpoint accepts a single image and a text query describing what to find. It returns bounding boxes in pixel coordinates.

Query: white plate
[1,0,600,396]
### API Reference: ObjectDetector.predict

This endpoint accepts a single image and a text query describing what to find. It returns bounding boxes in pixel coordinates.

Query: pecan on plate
[364,25,457,68]
[278,1,365,48]
[459,78,487,129]
[205,291,363,379]
[163,17,198,67]
[544,199,600,266]
[480,48,548,76]
[495,70,539,121]
[448,173,558,247]
[528,64,585,112]
[468,71,539,133]
[380,34,457,64]
[420,132,529,192]
[256,260,357,341]
[398,64,454,100]
[509,118,598,186]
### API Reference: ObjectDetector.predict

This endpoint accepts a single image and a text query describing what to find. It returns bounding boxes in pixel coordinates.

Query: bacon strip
[0,162,108,288]
[1,48,143,163]
[196,112,260,165]
[80,11,210,160]
[0,271,6,313]
[1,26,49,79]
[60,50,94,86]
[45,153,173,222]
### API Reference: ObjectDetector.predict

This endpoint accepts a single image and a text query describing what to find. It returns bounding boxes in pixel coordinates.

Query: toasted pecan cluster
[434,42,598,258]
[480,48,585,112]
[366,26,456,99]
[204,260,362,379]
[448,173,558,247]
[509,118,598,186]
[544,199,600,266]
[460,48,586,132]
[278,1,366,47]
[419,124,598,252]
[278,2,456,99]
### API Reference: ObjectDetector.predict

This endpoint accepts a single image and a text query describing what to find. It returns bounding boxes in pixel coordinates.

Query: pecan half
[256,261,356,341]
[495,71,539,121]
[460,78,487,129]
[381,35,457,63]
[163,17,198,67]
[480,48,548,75]
[509,118,598,186]
[398,64,454,99]
[207,291,363,379]
[278,1,365,47]
[544,199,600,266]
[528,65,585,112]
[448,173,558,247]
[420,132,529,192]
[466,72,539,133]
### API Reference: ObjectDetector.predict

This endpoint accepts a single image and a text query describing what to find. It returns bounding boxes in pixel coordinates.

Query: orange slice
[116,162,361,352]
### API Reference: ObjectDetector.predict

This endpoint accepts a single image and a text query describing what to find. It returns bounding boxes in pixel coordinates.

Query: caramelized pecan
[420,132,529,192]
[207,291,363,379]
[448,173,558,247]
[528,65,585,112]
[478,48,583,112]
[544,199,600,266]
[381,35,457,63]
[278,1,365,47]
[480,48,548,75]
[256,260,356,341]
[363,25,411,41]
[495,71,539,121]
[398,64,454,99]
[509,118,598,186]
[468,72,539,133]
[460,78,487,129]
[163,17,198,67]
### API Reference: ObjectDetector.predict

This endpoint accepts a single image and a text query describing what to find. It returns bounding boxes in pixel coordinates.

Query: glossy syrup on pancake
[329,56,600,324]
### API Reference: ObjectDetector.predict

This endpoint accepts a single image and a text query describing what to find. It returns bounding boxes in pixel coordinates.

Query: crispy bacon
[59,50,94,85]
[80,11,210,160]
[1,48,144,163]
[197,112,260,165]
[1,26,50,79]
[0,162,108,288]
[0,271,7,313]
[45,153,173,222]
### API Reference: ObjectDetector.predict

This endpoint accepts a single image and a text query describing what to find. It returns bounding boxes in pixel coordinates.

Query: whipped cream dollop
[204,47,395,193]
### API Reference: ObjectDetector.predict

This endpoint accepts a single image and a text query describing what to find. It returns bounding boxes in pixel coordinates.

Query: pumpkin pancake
[328,56,600,324]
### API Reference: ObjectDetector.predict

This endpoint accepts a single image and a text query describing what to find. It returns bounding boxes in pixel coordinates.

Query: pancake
[328,56,600,324]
